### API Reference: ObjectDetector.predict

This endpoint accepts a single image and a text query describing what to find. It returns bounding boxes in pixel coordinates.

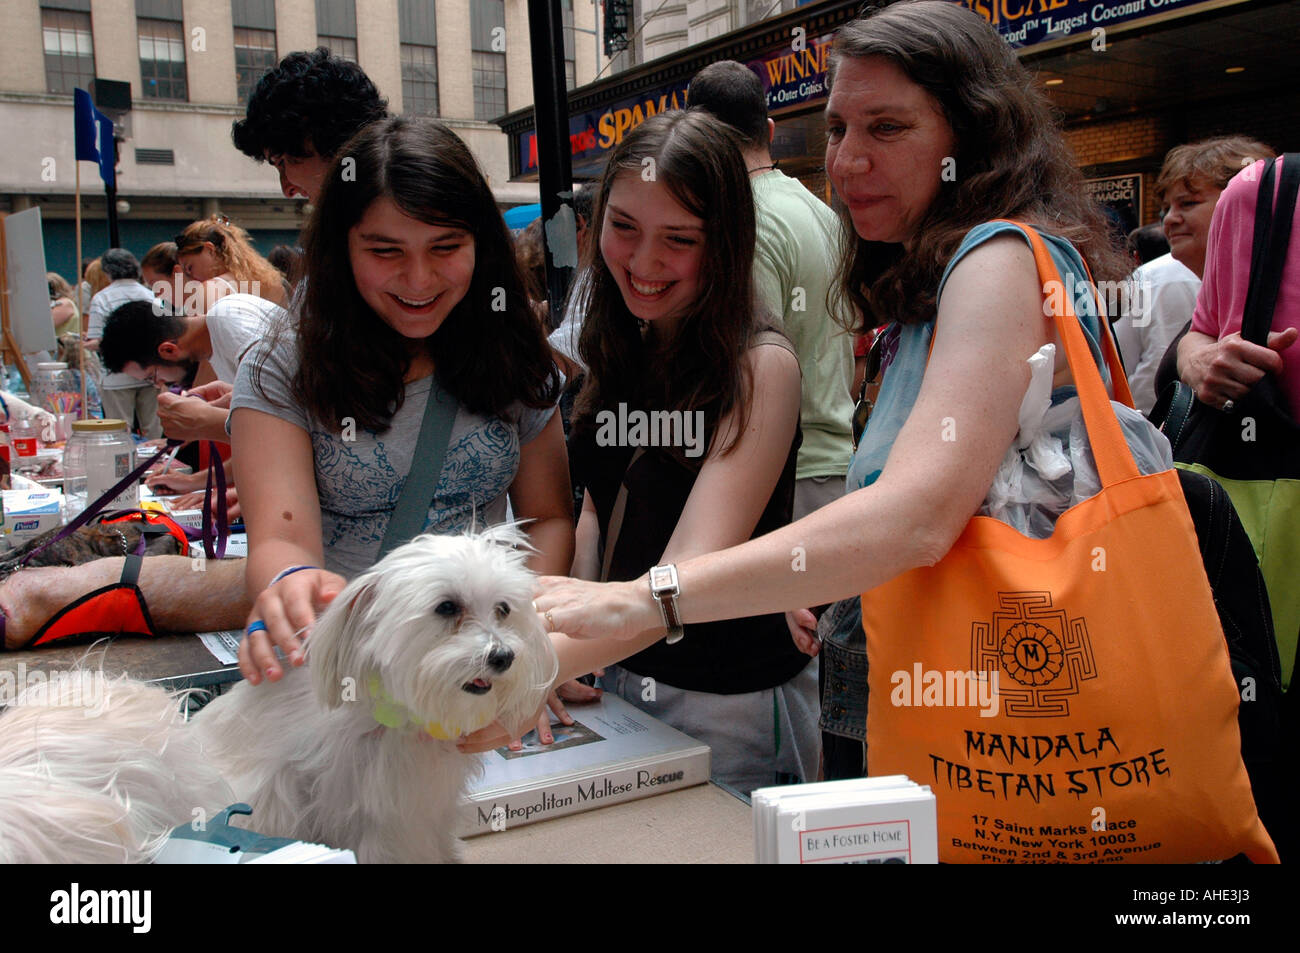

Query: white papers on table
[196,630,241,665]
[752,776,938,864]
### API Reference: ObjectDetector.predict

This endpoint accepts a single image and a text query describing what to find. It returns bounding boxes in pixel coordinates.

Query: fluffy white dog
[0,525,557,863]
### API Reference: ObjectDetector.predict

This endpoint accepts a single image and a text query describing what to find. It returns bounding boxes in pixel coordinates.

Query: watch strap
[650,564,685,645]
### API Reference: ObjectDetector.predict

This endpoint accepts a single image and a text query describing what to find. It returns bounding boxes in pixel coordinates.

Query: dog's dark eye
[495,602,510,619]
[434,600,461,617]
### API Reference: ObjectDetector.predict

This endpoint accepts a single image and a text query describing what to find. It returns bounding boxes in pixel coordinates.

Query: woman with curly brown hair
[174,215,288,314]
[532,1,1130,755]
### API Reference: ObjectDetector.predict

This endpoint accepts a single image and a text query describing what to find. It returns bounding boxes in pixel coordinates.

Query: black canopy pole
[105,137,121,248]
[105,183,120,249]
[526,0,575,314]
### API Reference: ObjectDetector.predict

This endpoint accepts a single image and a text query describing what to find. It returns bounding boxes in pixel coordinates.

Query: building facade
[0,0,607,279]
[505,0,1299,236]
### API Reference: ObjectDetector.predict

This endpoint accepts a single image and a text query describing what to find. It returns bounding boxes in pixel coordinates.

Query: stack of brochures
[459,694,710,836]
[752,776,938,864]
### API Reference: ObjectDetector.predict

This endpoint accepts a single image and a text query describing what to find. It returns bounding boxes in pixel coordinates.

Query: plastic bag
[0,390,58,442]
[980,344,1173,538]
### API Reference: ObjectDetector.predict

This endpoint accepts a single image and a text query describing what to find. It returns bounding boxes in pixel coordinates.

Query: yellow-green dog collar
[366,674,493,740]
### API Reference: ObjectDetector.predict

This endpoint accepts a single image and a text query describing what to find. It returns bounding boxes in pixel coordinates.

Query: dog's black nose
[486,647,515,673]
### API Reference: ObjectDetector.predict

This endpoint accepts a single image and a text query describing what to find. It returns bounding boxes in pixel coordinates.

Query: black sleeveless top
[568,339,812,695]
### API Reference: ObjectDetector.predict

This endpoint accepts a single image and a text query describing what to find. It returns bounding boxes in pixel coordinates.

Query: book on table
[752,776,939,864]
[459,693,711,837]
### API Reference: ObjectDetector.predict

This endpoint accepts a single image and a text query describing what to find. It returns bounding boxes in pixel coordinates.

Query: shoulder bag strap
[377,378,458,559]
[1149,375,1197,452]
[599,446,646,583]
[994,219,1141,486]
[1241,154,1300,346]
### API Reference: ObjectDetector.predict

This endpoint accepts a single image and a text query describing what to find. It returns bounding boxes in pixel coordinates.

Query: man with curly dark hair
[232,47,389,203]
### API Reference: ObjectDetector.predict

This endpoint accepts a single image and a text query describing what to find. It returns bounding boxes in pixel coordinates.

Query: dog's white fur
[0,673,235,864]
[0,526,557,863]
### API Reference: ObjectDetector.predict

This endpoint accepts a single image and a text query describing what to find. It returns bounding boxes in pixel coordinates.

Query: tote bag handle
[989,220,1141,487]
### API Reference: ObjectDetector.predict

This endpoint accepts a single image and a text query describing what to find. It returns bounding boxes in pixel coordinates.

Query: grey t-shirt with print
[232,334,556,580]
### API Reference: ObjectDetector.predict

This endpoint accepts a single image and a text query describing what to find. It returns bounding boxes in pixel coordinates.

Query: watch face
[650,565,677,592]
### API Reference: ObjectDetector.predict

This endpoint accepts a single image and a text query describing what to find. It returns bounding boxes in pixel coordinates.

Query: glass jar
[32,362,79,416]
[63,419,138,518]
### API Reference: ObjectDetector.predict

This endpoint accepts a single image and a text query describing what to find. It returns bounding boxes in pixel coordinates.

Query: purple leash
[17,440,229,566]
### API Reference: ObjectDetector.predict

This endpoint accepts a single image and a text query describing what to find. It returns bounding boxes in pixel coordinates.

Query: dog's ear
[307,574,377,709]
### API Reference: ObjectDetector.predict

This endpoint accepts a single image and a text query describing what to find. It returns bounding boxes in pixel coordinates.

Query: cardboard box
[1,488,65,546]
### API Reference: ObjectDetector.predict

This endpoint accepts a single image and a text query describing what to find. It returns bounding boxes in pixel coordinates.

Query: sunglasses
[851,331,889,451]
[174,215,232,252]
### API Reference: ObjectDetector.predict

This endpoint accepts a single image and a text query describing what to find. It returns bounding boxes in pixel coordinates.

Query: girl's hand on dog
[240,568,347,684]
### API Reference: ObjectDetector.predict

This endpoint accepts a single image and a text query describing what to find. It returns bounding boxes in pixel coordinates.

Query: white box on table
[1,487,65,546]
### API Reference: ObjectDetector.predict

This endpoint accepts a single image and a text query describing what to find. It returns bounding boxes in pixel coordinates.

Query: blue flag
[73,88,115,189]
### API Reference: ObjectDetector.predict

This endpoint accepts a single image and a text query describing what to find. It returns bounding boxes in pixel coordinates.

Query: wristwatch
[649,564,684,645]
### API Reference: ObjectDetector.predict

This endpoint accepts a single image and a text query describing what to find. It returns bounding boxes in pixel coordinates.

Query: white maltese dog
[0,525,557,863]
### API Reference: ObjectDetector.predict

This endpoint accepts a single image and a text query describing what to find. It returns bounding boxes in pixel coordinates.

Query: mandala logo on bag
[972,591,1097,717]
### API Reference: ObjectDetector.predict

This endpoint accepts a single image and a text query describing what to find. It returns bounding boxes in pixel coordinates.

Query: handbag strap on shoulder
[991,220,1141,486]
[1241,154,1300,346]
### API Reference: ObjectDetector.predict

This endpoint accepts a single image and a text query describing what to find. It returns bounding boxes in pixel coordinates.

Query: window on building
[472,52,506,120]
[138,17,187,100]
[471,0,506,120]
[42,7,95,95]
[318,34,356,62]
[398,0,437,116]
[401,45,438,116]
[740,0,793,26]
[316,0,357,63]
[562,0,576,91]
[232,0,277,106]
[234,28,277,105]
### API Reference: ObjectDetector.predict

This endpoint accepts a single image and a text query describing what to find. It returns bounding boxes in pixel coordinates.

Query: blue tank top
[846,222,1112,491]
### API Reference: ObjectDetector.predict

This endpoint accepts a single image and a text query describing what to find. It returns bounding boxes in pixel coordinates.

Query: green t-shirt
[751,170,854,481]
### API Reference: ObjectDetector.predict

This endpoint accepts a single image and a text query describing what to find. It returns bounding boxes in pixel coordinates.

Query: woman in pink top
[1180,156,1300,419]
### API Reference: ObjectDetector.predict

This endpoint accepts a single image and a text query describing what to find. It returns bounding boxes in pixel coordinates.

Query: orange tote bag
[861,223,1278,864]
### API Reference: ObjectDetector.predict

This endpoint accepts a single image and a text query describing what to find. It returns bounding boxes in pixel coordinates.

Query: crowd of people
[0,1,1294,854]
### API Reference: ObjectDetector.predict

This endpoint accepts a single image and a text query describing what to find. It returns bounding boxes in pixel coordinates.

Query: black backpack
[1176,468,1291,861]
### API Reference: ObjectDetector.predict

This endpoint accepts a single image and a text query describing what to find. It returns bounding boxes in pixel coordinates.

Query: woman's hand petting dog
[240,567,347,684]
